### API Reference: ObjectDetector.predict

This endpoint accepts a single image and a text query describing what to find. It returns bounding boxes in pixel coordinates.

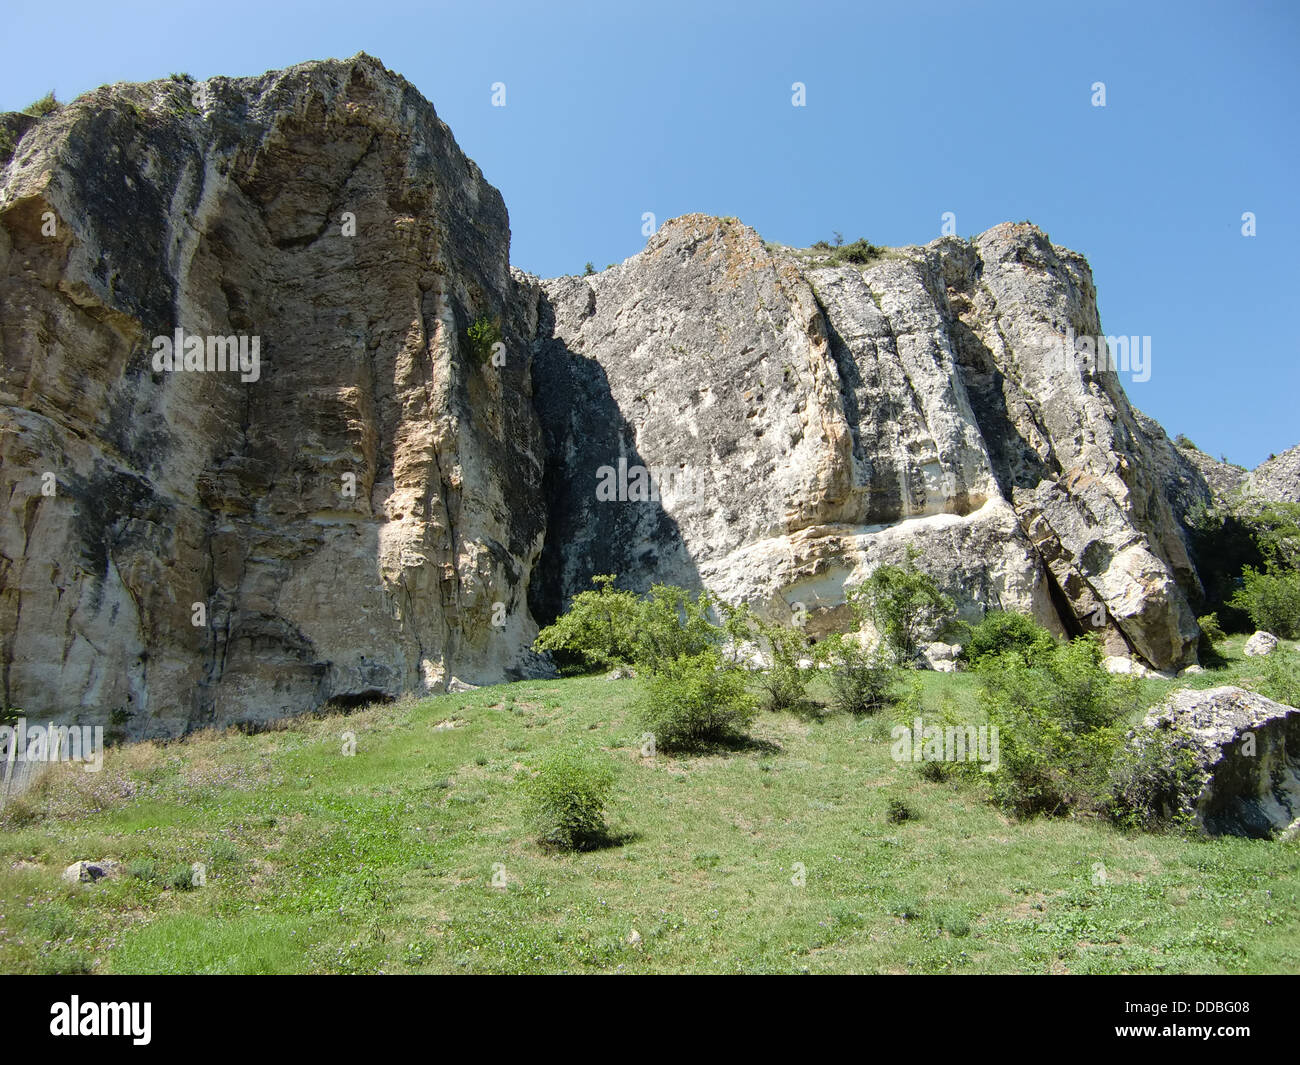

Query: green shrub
[1197,612,1227,645]
[1247,502,1300,571]
[1108,729,1202,832]
[524,746,615,851]
[1230,564,1300,638]
[22,92,60,117]
[166,864,196,891]
[1247,646,1300,708]
[127,858,158,881]
[886,798,913,824]
[533,574,641,674]
[817,633,898,715]
[960,611,1056,669]
[638,649,757,750]
[827,238,882,265]
[632,584,721,671]
[977,635,1142,817]
[849,550,956,665]
[721,603,811,711]
[583,262,595,276]
[465,314,502,365]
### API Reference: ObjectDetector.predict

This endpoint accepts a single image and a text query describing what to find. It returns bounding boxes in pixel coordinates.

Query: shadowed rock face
[1,55,547,738]
[0,55,1242,736]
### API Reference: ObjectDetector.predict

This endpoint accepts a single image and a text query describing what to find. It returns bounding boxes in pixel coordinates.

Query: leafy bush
[535,578,725,677]
[817,633,898,715]
[525,746,615,851]
[721,603,811,711]
[1247,502,1300,571]
[632,584,721,672]
[1108,729,1202,832]
[465,314,502,365]
[638,649,757,750]
[1229,564,1300,639]
[1247,646,1300,708]
[166,864,196,891]
[849,551,955,665]
[533,574,641,674]
[127,858,157,881]
[826,238,882,265]
[960,611,1056,669]
[1197,612,1226,645]
[886,798,914,824]
[977,635,1142,817]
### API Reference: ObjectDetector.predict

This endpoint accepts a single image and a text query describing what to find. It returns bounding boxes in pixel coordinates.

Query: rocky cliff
[1,55,547,738]
[0,54,1274,737]
[531,216,1204,670]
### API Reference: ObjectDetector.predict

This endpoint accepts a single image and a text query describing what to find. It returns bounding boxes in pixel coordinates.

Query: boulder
[1244,631,1280,657]
[1131,686,1300,838]
[62,859,122,884]
[921,642,961,672]
[1104,655,1149,677]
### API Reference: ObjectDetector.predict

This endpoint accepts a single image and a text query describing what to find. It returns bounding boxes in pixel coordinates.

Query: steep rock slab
[0,55,547,737]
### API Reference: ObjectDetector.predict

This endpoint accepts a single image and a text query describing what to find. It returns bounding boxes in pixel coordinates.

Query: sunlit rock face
[531,216,1201,668]
[1,55,547,738]
[1,56,1217,737]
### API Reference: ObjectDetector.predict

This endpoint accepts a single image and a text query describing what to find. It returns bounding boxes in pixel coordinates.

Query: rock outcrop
[0,54,1260,736]
[531,217,1202,669]
[1246,444,1300,504]
[1132,686,1300,838]
[2,55,548,738]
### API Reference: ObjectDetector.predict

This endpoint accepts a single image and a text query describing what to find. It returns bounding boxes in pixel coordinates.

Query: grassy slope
[0,636,1297,974]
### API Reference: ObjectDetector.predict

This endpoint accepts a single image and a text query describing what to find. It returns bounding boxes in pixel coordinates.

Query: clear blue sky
[4,0,1296,467]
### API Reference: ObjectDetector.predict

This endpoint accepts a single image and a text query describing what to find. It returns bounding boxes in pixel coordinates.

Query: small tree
[1230,564,1300,639]
[849,551,955,665]
[533,574,641,674]
[465,314,502,365]
[22,92,60,118]
[960,611,1056,669]
[719,602,811,711]
[631,584,720,672]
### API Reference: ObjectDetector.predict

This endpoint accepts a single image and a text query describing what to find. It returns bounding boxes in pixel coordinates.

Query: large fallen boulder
[1128,686,1300,838]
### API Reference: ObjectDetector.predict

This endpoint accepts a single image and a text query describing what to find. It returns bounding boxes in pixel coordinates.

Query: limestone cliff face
[531,216,1204,669]
[0,56,1241,736]
[1,55,547,738]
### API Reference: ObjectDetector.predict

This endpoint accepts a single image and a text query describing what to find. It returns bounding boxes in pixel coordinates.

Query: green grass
[0,636,1296,974]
